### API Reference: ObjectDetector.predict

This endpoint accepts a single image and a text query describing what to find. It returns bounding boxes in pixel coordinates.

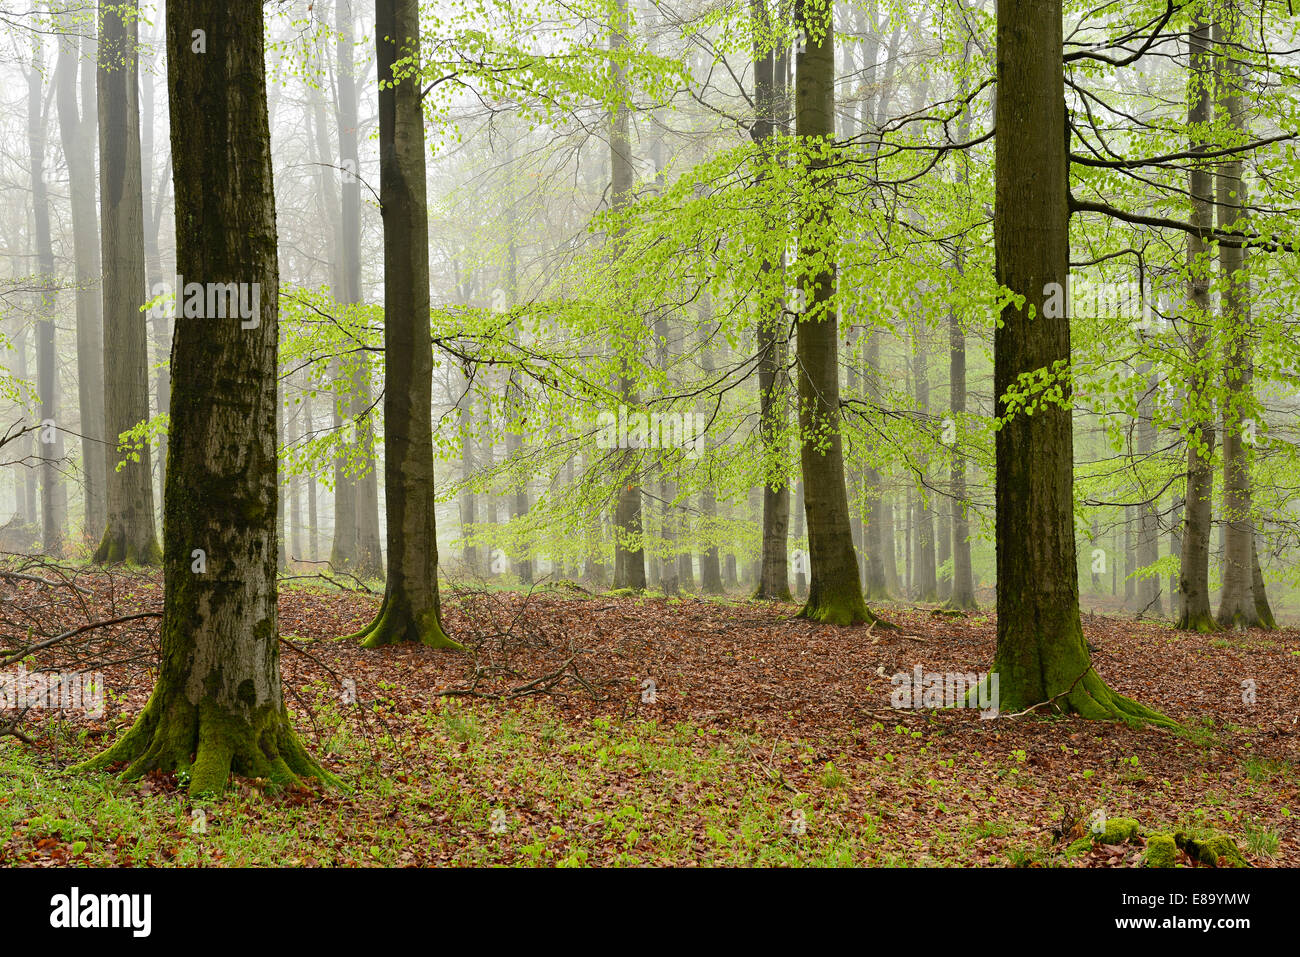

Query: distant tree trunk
[346,0,458,648]
[609,0,644,591]
[675,470,695,590]
[936,491,951,601]
[304,390,318,561]
[139,20,170,507]
[861,331,890,598]
[792,478,807,597]
[28,34,68,554]
[991,0,1166,721]
[290,390,304,561]
[505,372,532,584]
[1136,364,1163,615]
[503,238,531,584]
[793,0,876,625]
[11,325,36,525]
[1214,3,1264,629]
[911,333,938,601]
[80,0,332,795]
[881,498,899,594]
[56,13,107,544]
[1124,507,1135,604]
[1250,534,1276,629]
[336,0,383,579]
[947,98,976,609]
[752,0,791,601]
[903,489,913,596]
[327,359,358,568]
[458,371,480,574]
[698,299,724,595]
[1169,500,1182,618]
[277,382,288,572]
[94,0,160,564]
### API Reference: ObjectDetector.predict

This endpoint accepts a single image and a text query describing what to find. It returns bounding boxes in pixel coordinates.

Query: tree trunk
[1177,8,1216,632]
[911,332,938,601]
[56,13,107,545]
[862,331,890,598]
[457,369,479,574]
[346,0,458,648]
[991,0,1166,721]
[793,0,877,625]
[29,35,68,554]
[94,0,160,564]
[698,299,724,595]
[1214,3,1262,629]
[337,0,383,579]
[1250,533,1276,629]
[752,0,792,601]
[1136,364,1163,615]
[80,0,332,795]
[609,0,644,591]
[947,97,976,609]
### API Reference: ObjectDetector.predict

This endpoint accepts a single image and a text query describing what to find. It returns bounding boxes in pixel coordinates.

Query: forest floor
[1,565,1297,867]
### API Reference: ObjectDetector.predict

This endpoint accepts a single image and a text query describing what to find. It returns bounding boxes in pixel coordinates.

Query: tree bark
[1136,363,1163,615]
[793,0,877,625]
[991,0,1166,721]
[346,0,459,648]
[609,0,645,591]
[1214,2,1264,629]
[94,0,160,564]
[28,33,68,554]
[55,11,107,545]
[1177,6,1217,632]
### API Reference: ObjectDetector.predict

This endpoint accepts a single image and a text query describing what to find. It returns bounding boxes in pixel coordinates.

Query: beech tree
[81,0,332,794]
[990,0,1169,721]
[95,0,160,564]
[344,0,460,648]
[55,6,108,544]
[792,0,879,625]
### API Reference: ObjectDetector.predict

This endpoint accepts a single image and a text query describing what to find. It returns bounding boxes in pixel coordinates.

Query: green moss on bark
[347,590,463,650]
[92,527,162,566]
[77,688,340,796]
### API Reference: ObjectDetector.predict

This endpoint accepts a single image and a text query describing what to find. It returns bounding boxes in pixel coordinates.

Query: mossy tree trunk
[793,0,878,626]
[992,0,1168,723]
[1177,9,1217,633]
[94,0,160,565]
[347,0,459,649]
[80,0,332,795]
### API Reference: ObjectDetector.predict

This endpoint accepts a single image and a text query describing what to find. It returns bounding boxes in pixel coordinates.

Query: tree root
[76,695,341,796]
[346,590,463,650]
